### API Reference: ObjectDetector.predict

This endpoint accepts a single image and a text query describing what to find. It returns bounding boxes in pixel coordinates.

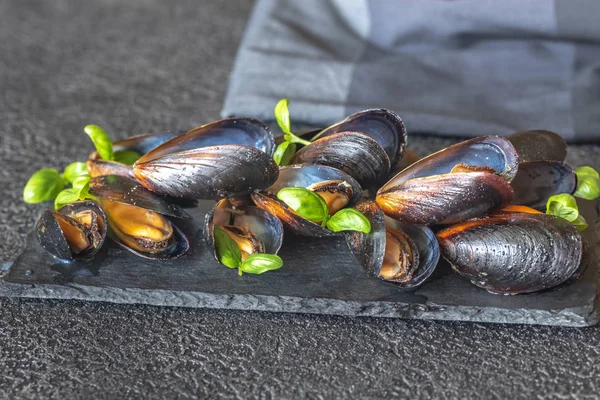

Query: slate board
[1,200,598,327]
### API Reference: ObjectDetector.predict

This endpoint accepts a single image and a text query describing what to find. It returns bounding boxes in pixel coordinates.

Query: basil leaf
[114,150,142,165]
[84,124,113,161]
[572,214,588,232]
[54,188,80,210]
[239,254,283,275]
[574,166,600,200]
[273,141,297,166]
[62,162,88,184]
[213,227,242,268]
[23,168,64,204]
[277,187,329,223]
[274,98,291,135]
[326,208,371,233]
[546,193,579,222]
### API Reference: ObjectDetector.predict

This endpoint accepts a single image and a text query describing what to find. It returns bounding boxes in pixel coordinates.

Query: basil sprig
[54,174,96,210]
[84,124,141,165]
[273,99,311,166]
[277,187,371,234]
[546,193,587,231]
[213,227,284,276]
[23,169,64,204]
[573,166,600,200]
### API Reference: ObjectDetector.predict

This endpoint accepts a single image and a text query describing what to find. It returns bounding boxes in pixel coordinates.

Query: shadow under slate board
[1,200,599,327]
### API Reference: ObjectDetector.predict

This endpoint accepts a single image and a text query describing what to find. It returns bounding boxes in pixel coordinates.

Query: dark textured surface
[2,1,600,398]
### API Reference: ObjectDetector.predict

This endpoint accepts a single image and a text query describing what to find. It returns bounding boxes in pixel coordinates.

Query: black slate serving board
[1,200,598,327]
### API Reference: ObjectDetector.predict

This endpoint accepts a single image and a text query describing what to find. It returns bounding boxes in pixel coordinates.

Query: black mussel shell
[87,130,183,178]
[507,130,567,163]
[35,201,107,262]
[311,108,407,165]
[377,171,514,225]
[344,200,439,289]
[381,136,519,189]
[511,161,576,210]
[437,212,586,295]
[252,164,362,237]
[388,148,420,179]
[291,131,391,187]
[132,118,277,199]
[205,198,284,263]
[134,145,279,200]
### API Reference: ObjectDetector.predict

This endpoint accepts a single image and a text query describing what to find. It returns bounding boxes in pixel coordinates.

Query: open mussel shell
[507,130,567,163]
[36,201,107,262]
[89,175,190,259]
[205,198,284,263]
[344,200,439,289]
[511,161,576,210]
[87,130,184,178]
[381,136,519,189]
[291,131,391,187]
[310,108,407,165]
[251,165,362,237]
[377,171,514,225]
[132,118,278,199]
[437,212,586,295]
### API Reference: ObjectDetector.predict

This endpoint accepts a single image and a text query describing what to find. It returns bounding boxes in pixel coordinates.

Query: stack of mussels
[29,103,599,295]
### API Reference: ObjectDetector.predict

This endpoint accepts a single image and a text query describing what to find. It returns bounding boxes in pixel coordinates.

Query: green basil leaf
[113,150,142,165]
[574,166,600,200]
[546,193,579,222]
[54,188,80,210]
[84,124,114,161]
[326,208,371,233]
[273,141,297,166]
[213,227,242,269]
[62,162,88,183]
[572,214,588,232]
[239,254,283,275]
[277,187,329,223]
[23,168,64,204]
[274,98,291,135]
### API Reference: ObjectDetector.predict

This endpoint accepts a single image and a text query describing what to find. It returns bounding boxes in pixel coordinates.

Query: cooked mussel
[310,108,407,165]
[251,165,362,237]
[89,175,190,259]
[205,198,284,264]
[345,201,439,289]
[436,211,586,294]
[290,109,407,187]
[511,161,576,210]
[505,130,575,210]
[376,136,518,225]
[133,118,279,199]
[36,200,107,261]
[87,130,183,178]
[507,130,567,163]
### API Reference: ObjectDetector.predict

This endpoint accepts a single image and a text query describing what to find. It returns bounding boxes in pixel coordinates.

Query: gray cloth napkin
[222,0,600,141]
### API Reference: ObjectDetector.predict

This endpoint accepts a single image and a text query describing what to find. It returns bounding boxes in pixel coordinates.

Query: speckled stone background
[1,1,600,398]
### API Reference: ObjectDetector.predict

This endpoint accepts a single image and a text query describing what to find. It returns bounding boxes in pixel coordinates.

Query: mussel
[290,109,407,187]
[89,175,190,259]
[87,130,183,178]
[507,130,575,210]
[205,198,284,264]
[345,200,439,289]
[133,118,279,199]
[251,165,362,237]
[436,210,586,294]
[376,136,518,225]
[36,201,107,261]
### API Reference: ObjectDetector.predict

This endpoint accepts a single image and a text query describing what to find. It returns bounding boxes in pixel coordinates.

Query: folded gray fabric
[222,0,600,141]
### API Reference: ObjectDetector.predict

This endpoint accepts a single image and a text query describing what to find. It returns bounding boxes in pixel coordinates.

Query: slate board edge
[1,280,597,327]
